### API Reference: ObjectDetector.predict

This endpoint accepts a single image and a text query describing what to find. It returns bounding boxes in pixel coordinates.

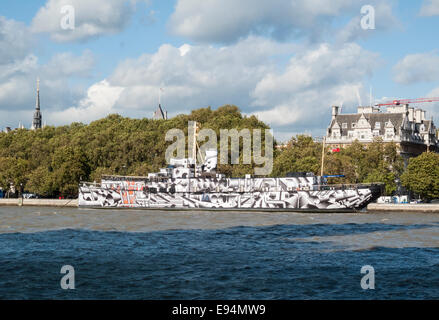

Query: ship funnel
[204,149,218,172]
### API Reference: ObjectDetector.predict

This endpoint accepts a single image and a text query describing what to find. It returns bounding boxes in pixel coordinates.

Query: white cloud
[179,44,191,56]
[250,43,379,132]
[335,2,400,43]
[56,38,378,138]
[47,80,124,124]
[0,17,41,116]
[0,16,97,129]
[0,50,95,113]
[41,50,95,78]
[420,0,439,16]
[251,105,304,126]
[407,86,439,129]
[107,37,296,114]
[1,4,382,138]
[0,17,33,65]
[48,37,294,124]
[393,52,439,84]
[31,0,148,42]
[168,0,357,43]
[168,0,396,43]
[0,55,39,110]
[428,86,439,96]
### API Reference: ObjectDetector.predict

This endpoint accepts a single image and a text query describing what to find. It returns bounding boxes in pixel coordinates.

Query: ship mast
[192,121,197,165]
[192,121,206,178]
[320,136,326,176]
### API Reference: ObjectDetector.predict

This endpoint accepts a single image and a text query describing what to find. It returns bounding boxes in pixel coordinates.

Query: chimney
[421,110,426,121]
[358,106,373,113]
[415,109,422,124]
[408,107,414,122]
[332,106,339,120]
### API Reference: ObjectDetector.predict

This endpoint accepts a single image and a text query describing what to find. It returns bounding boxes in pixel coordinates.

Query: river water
[0,206,438,299]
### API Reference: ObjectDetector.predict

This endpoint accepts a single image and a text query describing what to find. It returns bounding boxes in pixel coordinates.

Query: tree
[324,153,357,184]
[26,166,54,197]
[401,152,439,201]
[364,169,396,195]
[0,157,30,197]
[271,135,321,177]
[51,146,90,197]
[0,107,408,198]
[324,138,403,195]
[0,106,270,196]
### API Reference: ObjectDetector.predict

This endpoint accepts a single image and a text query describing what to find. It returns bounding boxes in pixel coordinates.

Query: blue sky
[1,0,439,141]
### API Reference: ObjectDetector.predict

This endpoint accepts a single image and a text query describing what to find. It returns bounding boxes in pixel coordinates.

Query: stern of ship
[357,183,384,210]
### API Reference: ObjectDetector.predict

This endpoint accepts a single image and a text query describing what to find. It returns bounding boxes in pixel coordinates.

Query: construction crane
[375,97,439,107]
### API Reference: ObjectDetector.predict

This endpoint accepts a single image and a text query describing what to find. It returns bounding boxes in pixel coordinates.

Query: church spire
[32,77,42,130]
[36,77,40,110]
[153,87,168,120]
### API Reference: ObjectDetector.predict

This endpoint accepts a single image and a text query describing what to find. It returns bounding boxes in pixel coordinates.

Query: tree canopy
[273,136,403,195]
[401,152,439,201]
[0,105,269,197]
[0,105,432,199]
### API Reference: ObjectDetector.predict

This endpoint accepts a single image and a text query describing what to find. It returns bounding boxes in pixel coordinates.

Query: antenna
[356,87,362,106]
[159,87,164,105]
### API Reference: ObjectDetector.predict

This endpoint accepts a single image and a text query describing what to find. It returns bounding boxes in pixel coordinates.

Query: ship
[79,131,383,212]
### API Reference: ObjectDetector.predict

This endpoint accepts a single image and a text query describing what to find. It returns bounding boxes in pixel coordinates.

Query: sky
[1,0,439,141]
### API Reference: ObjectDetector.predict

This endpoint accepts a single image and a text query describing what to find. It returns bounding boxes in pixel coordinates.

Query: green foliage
[188,105,270,177]
[0,105,427,200]
[324,139,403,194]
[271,135,321,177]
[0,105,269,197]
[274,137,403,196]
[0,157,30,195]
[401,152,439,201]
[26,166,54,197]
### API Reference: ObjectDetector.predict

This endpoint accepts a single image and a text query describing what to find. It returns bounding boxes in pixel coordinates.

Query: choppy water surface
[0,206,438,299]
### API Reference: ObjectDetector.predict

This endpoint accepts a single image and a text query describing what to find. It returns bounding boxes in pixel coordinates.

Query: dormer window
[385,128,395,139]
[375,122,381,129]
[342,123,347,129]
[352,123,356,128]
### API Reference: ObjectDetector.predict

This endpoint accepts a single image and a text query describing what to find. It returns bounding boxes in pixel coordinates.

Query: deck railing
[80,181,384,193]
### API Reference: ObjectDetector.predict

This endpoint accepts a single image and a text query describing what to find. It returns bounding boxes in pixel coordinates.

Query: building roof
[153,104,167,120]
[330,113,405,136]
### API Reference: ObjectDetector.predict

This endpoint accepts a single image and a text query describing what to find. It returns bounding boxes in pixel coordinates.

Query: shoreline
[366,203,439,213]
[1,199,439,213]
[0,199,78,207]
